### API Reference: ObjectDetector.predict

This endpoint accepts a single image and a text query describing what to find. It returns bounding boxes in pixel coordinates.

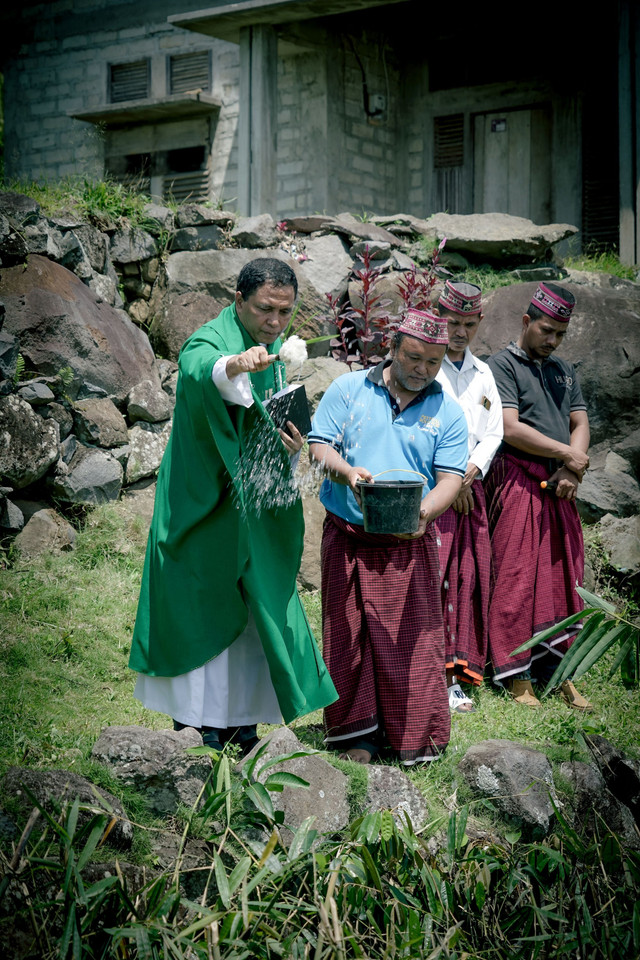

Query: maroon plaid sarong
[436,478,490,684]
[321,512,450,763]
[485,451,584,680]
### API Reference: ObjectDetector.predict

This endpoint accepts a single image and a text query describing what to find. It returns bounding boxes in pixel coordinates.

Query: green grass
[1,176,161,229]
[564,246,638,280]
[2,500,638,827]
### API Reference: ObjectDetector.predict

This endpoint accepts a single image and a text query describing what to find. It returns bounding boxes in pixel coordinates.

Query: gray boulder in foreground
[91,725,210,816]
[2,766,133,848]
[458,739,557,838]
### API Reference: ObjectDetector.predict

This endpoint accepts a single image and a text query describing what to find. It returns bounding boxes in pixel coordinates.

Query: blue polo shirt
[309,361,468,524]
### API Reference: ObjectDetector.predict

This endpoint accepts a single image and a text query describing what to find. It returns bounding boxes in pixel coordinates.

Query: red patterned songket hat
[439,280,482,316]
[398,308,449,344]
[531,282,574,322]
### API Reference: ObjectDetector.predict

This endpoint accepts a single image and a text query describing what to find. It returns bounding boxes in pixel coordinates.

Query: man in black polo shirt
[486,282,592,709]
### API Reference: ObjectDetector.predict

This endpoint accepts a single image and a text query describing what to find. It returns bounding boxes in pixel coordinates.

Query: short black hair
[236,258,298,300]
[527,282,575,321]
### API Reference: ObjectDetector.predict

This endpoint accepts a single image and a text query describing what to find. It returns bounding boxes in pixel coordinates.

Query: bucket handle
[368,468,429,483]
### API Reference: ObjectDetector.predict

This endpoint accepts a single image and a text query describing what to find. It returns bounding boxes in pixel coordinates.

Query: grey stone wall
[3,0,239,208]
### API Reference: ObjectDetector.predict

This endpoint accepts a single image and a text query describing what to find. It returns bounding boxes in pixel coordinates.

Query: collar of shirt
[367,360,442,418]
[507,340,561,371]
[442,348,482,374]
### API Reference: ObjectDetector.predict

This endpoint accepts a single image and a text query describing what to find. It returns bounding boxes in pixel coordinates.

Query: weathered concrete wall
[3,0,239,207]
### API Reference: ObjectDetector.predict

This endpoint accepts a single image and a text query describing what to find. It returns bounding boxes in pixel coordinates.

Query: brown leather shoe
[506,678,541,707]
[559,680,593,712]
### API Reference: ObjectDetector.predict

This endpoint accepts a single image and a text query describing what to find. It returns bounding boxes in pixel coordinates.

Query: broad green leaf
[455,805,469,852]
[245,781,275,820]
[263,771,310,791]
[475,880,486,911]
[380,810,394,842]
[510,608,597,655]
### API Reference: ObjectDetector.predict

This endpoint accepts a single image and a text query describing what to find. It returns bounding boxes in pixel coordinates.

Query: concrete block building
[2,0,639,263]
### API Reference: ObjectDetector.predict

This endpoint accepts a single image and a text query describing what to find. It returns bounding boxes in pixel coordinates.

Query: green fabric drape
[129,303,336,723]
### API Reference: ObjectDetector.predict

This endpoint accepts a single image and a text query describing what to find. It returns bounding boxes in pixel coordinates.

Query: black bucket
[357,479,424,535]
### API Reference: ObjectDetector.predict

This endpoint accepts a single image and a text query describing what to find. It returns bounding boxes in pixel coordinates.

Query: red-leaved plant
[326,238,447,368]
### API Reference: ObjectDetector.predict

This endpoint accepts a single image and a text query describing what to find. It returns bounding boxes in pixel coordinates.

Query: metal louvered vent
[169,51,211,95]
[434,114,464,168]
[109,61,150,103]
[163,169,211,203]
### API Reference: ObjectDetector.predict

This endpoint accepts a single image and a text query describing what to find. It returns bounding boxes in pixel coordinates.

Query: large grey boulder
[91,725,211,816]
[560,760,640,847]
[0,493,24,532]
[176,204,234,228]
[49,442,123,504]
[2,767,133,848]
[458,739,557,837]
[242,727,350,839]
[330,213,402,248]
[594,513,640,575]
[577,463,640,522]
[425,213,577,264]
[148,289,227,361]
[127,379,172,424]
[585,735,640,824]
[364,765,429,831]
[230,213,278,248]
[0,395,59,489]
[125,421,171,484]
[298,234,353,301]
[13,507,76,557]
[1,255,159,403]
[73,398,129,448]
[110,226,157,264]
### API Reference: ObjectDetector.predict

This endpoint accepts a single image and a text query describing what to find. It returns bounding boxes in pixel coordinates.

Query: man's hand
[452,462,480,514]
[347,466,374,504]
[278,421,304,455]
[226,347,278,378]
[549,465,580,500]
[562,447,589,482]
[452,485,475,515]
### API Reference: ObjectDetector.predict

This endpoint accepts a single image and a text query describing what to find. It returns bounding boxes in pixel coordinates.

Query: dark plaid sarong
[321,512,450,763]
[437,478,490,684]
[485,451,584,680]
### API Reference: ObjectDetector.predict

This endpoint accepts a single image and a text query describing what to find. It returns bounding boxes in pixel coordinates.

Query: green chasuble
[129,303,337,723]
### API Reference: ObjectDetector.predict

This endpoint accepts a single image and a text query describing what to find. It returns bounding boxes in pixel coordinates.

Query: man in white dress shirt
[435,280,503,712]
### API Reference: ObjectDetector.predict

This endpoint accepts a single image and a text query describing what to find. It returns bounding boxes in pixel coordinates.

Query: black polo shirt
[488,343,587,462]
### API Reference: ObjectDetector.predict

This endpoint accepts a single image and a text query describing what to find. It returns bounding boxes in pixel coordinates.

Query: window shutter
[109,61,150,103]
[169,51,211,95]
[434,114,464,168]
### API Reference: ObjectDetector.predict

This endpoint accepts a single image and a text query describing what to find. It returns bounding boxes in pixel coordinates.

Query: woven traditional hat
[398,308,449,345]
[531,282,575,322]
[439,280,482,316]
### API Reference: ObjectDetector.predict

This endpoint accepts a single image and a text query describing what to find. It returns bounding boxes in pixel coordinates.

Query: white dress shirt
[436,349,503,478]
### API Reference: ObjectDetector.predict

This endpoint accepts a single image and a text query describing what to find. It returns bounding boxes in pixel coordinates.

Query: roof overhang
[71,93,221,127]
[169,0,408,43]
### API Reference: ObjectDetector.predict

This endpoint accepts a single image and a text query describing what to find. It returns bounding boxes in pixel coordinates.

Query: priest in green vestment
[130,258,337,753]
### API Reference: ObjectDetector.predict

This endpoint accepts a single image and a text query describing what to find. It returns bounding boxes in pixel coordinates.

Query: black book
[264,383,312,437]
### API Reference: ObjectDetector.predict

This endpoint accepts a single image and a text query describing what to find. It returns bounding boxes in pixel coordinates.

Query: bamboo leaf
[245,782,275,820]
[572,623,630,679]
[380,810,394,842]
[214,851,230,908]
[228,856,252,896]
[575,586,617,614]
[510,608,597,655]
[360,845,383,892]
[288,816,317,861]
[77,815,109,871]
[607,631,637,678]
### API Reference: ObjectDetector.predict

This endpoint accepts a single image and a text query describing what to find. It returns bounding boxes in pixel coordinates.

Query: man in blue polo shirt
[309,309,468,764]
